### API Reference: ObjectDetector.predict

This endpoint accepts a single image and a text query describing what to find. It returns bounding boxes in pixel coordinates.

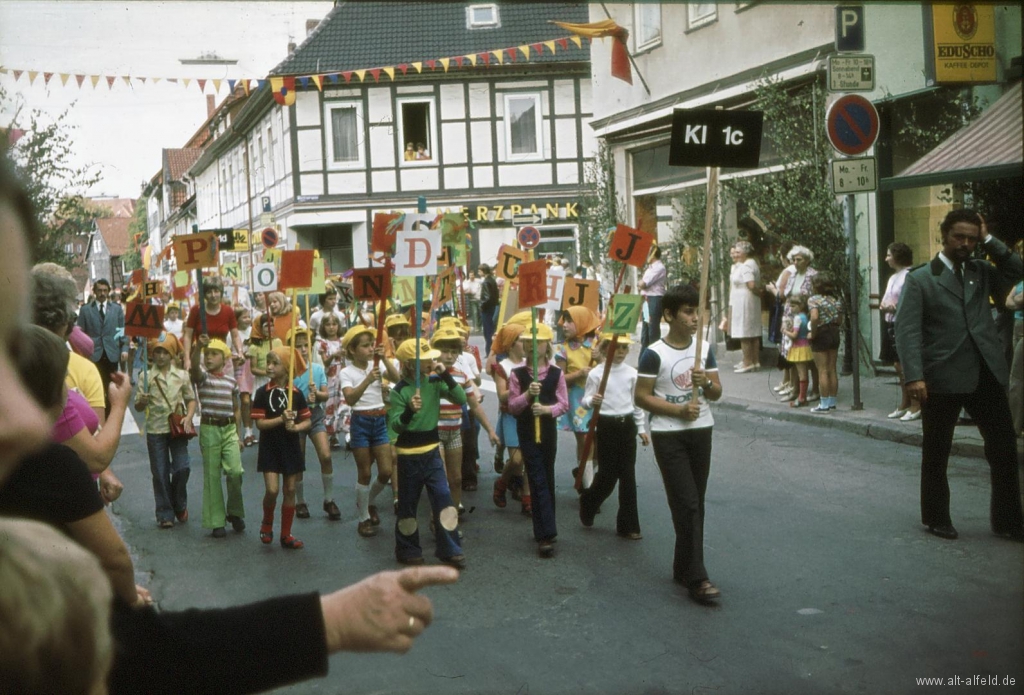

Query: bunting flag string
[0,31,592,94]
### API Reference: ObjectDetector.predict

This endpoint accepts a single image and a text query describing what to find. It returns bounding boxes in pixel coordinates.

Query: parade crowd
[1,145,1022,694]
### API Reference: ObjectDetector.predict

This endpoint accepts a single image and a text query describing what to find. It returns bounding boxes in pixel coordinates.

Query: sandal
[521,494,532,516]
[280,535,304,550]
[789,400,806,408]
[259,524,273,545]
[493,479,508,508]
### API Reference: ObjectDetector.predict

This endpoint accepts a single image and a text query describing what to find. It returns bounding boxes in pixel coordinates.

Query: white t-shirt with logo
[637,338,718,432]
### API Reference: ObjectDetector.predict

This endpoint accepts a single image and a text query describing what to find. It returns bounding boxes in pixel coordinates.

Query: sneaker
[810,404,831,414]
[226,515,246,533]
[295,503,310,519]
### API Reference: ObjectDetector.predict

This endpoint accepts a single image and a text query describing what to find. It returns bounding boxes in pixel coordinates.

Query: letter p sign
[835,5,864,52]
[173,233,218,271]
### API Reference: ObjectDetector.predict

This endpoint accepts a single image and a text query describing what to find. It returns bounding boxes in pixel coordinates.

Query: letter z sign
[669,109,764,169]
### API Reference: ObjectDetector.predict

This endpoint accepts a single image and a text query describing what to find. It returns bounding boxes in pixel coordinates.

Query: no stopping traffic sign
[826,94,879,156]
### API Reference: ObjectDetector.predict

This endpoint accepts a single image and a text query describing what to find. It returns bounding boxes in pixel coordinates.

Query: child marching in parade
[251,346,311,550]
[388,338,466,569]
[188,336,246,538]
[341,325,401,538]
[490,322,530,513]
[556,305,602,486]
[135,333,194,529]
[233,305,257,447]
[289,327,340,521]
[317,313,346,450]
[579,333,649,539]
[635,284,723,603]
[507,323,567,558]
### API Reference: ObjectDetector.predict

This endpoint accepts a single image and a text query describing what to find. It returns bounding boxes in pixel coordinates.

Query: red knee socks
[262,498,276,527]
[281,505,296,539]
[798,380,808,402]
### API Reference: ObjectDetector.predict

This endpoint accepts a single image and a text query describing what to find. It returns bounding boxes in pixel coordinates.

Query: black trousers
[95,353,122,418]
[580,416,640,534]
[461,413,479,486]
[920,364,1024,532]
[651,427,713,587]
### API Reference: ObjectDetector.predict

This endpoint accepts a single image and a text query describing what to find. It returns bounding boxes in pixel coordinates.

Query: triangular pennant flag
[182,78,191,88]
[368,68,381,82]
[439,58,450,72]
[382,66,394,80]
[412,61,423,73]
[570,35,582,49]
[152,77,161,85]
[28,71,39,85]
[90,75,101,89]
[197,78,207,92]
[479,52,490,66]
[43,72,54,85]
[462,54,475,66]
[256,79,267,90]
[557,37,569,50]
[75,74,85,87]
[341,71,353,83]
[298,76,310,89]
[212,78,222,92]
[227,78,237,92]
[508,47,517,63]
[327,73,340,84]
[105,75,116,89]
[0,68,8,75]
[139,76,148,84]
[531,42,544,54]
[59,73,70,86]
[491,50,504,65]
[397,64,409,75]
[241,79,249,95]
[167,78,177,84]
[519,45,532,59]
[354,69,366,82]
[544,40,557,54]
[122,75,131,87]
[311,75,322,90]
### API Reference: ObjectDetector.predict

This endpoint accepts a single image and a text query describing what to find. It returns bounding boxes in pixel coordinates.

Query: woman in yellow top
[555,306,602,477]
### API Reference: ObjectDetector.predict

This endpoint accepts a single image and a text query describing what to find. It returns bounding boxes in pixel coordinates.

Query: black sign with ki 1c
[669,109,764,169]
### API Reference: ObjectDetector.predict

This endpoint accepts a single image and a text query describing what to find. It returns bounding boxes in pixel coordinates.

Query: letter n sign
[124,301,165,338]
[351,268,389,301]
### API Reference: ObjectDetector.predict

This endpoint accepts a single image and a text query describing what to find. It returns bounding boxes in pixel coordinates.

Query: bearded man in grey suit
[895,209,1023,542]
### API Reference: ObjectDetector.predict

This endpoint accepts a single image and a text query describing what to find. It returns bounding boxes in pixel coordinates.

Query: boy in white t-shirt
[635,283,723,605]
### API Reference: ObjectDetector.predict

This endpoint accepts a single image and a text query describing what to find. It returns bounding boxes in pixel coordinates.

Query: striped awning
[880,81,1021,191]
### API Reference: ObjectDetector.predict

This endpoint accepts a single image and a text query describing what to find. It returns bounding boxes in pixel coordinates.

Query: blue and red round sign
[261,227,279,249]
[517,225,541,250]
[826,94,879,156]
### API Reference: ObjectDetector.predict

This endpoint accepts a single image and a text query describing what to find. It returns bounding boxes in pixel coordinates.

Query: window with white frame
[466,4,499,29]
[325,102,364,167]
[267,126,277,182]
[634,3,661,49]
[257,133,266,189]
[93,238,102,254]
[398,98,436,164]
[687,2,716,29]
[504,94,543,160]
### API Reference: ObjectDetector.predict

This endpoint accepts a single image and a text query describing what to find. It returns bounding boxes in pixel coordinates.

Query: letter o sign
[254,263,278,292]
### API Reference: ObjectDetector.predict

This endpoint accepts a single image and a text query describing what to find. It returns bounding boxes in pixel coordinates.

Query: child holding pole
[251,346,311,550]
[578,333,649,538]
[507,323,567,558]
[556,306,602,487]
[491,322,530,513]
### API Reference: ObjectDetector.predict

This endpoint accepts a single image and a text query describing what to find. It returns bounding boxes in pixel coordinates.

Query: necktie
[99,303,106,322]
[954,264,964,286]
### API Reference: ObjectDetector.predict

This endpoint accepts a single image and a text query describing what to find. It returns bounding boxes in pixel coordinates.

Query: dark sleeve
[637,348,661,379]
[0,443,104,525]
[108,592,328,695]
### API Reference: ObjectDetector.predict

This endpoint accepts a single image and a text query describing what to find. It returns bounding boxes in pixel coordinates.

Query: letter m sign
[124,301,165,338]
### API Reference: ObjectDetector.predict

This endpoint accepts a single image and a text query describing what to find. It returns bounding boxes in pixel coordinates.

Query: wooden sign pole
[692,166,719,400]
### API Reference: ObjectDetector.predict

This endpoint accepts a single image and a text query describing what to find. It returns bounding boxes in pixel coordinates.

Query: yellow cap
[600,332,634,346]
[507,311,532,327]
[438,316,469,335]
[166,301,180,310]
[205,338,232,358]
[285,327,313,344]
[395,338,441,361]
[384,313,411,329]
[342,325,376,351]
[522,323,554,342]
[430,327,464,347]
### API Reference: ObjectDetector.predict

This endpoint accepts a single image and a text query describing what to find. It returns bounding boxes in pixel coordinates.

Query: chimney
[288,41,297,54]
[206,94,216,118]
[306,19,319,36]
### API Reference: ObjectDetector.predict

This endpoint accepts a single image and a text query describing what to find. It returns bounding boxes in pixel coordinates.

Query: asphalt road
[111,388,1024,695]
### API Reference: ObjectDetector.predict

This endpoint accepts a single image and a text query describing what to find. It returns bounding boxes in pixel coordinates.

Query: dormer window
[467,4,499,29]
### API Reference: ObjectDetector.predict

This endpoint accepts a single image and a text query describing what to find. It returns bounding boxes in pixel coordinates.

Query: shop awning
[880,81,1021,191]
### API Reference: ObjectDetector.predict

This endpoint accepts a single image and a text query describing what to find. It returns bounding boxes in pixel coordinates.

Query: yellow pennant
[59,73,70,86]
[383,66,395,80]
[492,50,504,64]
[28,71,38,85]
[440,57,450,72]
[354,69,366,82]
[212,78,222,92]
[464,54,477,66]
[152,77,161,85]
[544,40,557,54]
[90,75,101,89]
[182,78,191,89]
[311,75,323,90]
[412,61,423,73]
[570,35,582,49]
[519,45,531,59]
[122,76,131,87]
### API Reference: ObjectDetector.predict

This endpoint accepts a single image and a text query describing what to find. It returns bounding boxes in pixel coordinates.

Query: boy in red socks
[251,346,311,549]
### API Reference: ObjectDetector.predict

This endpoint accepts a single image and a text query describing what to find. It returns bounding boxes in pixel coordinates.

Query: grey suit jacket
[77,301,125,363]
[895,237,1022,393]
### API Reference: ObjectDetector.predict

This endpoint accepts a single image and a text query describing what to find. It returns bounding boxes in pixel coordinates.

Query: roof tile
[96,217,132,256]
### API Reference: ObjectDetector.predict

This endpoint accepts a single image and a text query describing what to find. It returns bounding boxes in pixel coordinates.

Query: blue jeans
[395,448,463,561]
[146,432,191,523]
[641,295,663,351]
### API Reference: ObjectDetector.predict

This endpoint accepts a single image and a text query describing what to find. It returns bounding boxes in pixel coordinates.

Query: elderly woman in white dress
[723,241,763,373]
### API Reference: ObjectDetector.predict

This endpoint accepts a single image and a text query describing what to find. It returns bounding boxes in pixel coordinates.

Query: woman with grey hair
[722,240,763,372]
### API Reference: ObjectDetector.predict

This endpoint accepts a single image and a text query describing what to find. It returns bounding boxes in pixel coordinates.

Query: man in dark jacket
[77,278,126,416]
[895,209,1023,542]
[479,264,500,356]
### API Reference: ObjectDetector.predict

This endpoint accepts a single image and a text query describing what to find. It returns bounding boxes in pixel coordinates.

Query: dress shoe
[226,515,246,533]
[440,554,466,570]
[900,410,921,422]
[617,531,643,540]
[687,580,721,603]
[579,505,594,528]
[927,524,959,540]
[396,555,425,566]
[211,527,226,538]
[537,540,555,558]
[175,508,189,523]
[295,503,310,519]
[734,364,758,374]
[357,519,377,537]
[887,408,907,419]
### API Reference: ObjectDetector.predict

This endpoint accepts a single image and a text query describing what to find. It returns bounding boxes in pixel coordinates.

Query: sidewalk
[711,344,1012,461]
